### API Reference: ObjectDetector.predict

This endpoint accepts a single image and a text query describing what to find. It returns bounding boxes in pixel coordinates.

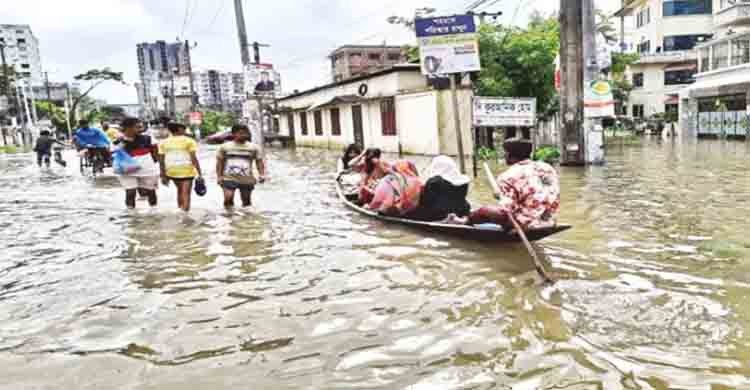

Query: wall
[436,88,474,157]
[395,92,439,155]
[629,62,691,116]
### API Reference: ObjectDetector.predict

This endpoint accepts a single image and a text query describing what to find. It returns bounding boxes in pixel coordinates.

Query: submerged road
[1,140,750,389]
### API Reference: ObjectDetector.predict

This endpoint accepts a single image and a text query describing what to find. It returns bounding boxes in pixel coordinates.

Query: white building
[276,64,473,156]
[679,1,750,137]
[0,24,43,86]
[615,0,716,119]
[194,69,245,114]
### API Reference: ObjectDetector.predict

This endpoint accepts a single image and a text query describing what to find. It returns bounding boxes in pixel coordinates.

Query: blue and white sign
[415,15,477,38]
[416,15,481,75]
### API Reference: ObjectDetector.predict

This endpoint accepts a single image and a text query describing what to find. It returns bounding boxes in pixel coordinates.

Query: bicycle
[79,146,111,178]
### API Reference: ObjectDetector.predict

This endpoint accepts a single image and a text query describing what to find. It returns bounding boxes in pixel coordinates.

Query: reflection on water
[1,140,750,389]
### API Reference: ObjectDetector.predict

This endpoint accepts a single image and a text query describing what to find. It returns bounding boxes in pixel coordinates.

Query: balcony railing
[715,1,750,27]
[637,50,696,64]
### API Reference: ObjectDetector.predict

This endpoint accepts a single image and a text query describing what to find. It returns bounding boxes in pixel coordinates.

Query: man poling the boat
[454,139,560,230]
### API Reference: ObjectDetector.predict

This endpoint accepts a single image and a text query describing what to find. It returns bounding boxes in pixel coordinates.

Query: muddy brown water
[1,139,749,389]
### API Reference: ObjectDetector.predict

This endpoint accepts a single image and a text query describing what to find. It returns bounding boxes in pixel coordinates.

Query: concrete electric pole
[559,0,585,165]
[234,0,251,66]
[559,0,604,165]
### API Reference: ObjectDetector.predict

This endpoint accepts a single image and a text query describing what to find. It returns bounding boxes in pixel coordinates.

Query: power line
[184,0,200,36]
[180,0,192,39]
[203,0,226,34]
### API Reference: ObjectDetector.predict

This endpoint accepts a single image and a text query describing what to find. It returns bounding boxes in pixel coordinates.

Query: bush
[532,146,560,164]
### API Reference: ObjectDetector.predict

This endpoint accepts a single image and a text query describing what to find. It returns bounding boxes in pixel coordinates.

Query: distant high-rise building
[329,45,406,82]
[0,24,43,86]
[136,40,192,118]
[194,69,245,115]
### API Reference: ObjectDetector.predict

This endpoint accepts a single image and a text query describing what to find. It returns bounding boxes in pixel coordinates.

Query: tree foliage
[69,68,125,123]
[475,17,560,118]
[35,101,68,132]
[201,110,236,136]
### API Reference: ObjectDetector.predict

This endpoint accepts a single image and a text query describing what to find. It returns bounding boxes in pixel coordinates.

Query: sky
[3,0,620,104]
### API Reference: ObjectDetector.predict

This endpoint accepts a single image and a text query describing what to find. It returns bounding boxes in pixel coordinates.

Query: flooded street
[2,140,750,389]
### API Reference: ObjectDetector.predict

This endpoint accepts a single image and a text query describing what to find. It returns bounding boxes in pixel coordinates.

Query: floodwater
[1,139,750,389]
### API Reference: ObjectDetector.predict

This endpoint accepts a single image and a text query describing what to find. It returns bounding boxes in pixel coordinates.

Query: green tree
[201,110,236,136]
[70,68,125,122]
[35,101,68,132]
[476,17,560,118]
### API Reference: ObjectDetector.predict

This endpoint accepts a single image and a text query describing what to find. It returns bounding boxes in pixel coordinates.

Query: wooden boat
[336,179,571,243]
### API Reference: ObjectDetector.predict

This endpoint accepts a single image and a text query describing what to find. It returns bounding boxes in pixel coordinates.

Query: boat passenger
[337,143,363,173]
[463,139,560,229]
[409,155,471,222]
[358,148,390,204]
[366,160,423,217]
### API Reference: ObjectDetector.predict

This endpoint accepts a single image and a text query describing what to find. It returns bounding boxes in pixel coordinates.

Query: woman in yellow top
[158,122,203,211]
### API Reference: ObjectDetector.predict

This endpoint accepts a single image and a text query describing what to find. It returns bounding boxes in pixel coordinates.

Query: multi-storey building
[194,69,245,114]
[615,0,718,120]
[136,41,192,118]
[678,1,750,137]
[0,24,43,86]
[329,45,406,82]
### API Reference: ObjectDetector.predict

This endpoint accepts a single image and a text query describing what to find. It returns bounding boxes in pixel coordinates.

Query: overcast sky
[4,0,620,104]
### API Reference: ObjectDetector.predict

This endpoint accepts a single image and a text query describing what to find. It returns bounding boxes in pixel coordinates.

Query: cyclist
[73,119,111,171]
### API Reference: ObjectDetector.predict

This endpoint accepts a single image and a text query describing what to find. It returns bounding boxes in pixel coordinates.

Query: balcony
[637,50,697,64]
[715,1,750,27]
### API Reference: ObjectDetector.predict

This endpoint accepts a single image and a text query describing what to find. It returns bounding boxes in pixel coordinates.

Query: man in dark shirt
[34,130,65,167]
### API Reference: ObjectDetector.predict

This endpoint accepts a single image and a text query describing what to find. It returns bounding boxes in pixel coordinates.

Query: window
[712,41,729,70]
[368,53,381,61]
[636,8,650,27]
[637,41,651,54]
[287,113,295,132]
[633,104,645,118]
[300,111,308,135]
[330,108,341,136]
[664,35,710,51]
[387,53,401,61]
[633,73,644,88]
[20,63,29,69]
[17,38,25,44]
[732,38,750,66]
[314,110,323,135]
[663,0,712,16]
[700,48,710,72]
[665,68,696,85]
[380,98,396,136]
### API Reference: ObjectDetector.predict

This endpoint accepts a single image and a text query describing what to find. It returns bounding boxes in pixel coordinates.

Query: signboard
[415,15,480,75]
[584,80,615,118]
[473,97,537,127]
[245,63,281,96]
[188,111,202,125]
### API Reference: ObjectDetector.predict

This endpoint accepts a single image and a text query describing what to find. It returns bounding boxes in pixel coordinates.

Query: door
[351,105,364,147]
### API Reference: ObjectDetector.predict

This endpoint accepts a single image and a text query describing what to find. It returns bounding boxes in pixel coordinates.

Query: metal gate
[695,111,750,137]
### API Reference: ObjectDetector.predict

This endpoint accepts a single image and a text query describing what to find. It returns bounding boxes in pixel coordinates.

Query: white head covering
[427,155,471,186]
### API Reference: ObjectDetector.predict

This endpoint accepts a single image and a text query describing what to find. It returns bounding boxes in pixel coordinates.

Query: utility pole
[559,0,585,165]
[252,41,270,65]
[44,72,51,101]
[234,0,251,66]
[184,40,197,112]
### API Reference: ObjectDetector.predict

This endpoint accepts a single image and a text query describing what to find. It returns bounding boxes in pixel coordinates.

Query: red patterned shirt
[496,160,560,229]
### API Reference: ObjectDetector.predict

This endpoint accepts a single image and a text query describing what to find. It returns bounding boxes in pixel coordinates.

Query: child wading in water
[216,124,266,208]
[116,117,159,208]
[158,122,203,211]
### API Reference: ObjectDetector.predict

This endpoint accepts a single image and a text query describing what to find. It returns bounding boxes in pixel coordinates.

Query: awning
[664,62,697,72]
[307,94,364,111]
[679,69,750,99]
[664,94,680,104]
